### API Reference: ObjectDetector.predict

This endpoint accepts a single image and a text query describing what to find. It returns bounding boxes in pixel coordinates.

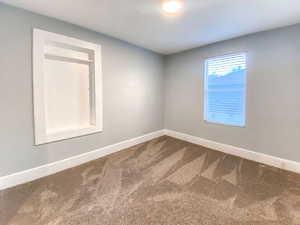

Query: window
[204,53,247,126]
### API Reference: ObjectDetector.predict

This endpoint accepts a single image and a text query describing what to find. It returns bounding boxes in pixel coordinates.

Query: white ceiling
[1,0,300,55]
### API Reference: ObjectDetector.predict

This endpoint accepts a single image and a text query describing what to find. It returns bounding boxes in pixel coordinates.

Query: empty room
[1,0,300,224]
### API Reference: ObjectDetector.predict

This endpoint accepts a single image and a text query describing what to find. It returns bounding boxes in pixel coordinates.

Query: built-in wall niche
[33,29,102,145]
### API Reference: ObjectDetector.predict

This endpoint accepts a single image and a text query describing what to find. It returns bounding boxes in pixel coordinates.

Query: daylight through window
[204,53,247,126]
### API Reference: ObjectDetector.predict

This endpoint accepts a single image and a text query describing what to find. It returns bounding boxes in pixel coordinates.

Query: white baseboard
[2,129,299,190]
[0,130,165,190]
[164,129,300,174]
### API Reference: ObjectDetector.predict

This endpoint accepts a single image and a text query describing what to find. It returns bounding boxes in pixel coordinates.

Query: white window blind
[204,53,247,126]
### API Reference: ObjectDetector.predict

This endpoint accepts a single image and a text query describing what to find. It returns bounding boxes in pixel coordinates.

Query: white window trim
[203,52,247,127]
[33,29,103,145]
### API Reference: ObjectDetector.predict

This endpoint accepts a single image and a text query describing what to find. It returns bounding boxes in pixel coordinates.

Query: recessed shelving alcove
[33,29,102,145]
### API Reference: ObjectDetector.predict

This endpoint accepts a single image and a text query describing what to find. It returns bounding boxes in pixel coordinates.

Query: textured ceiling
[1,0,300,54]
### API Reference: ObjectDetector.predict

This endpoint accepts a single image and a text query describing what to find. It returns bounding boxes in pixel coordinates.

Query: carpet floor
[1,136,300,225]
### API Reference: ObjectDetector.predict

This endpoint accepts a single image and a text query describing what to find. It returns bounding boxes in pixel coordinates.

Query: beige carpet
[1,136,300,225]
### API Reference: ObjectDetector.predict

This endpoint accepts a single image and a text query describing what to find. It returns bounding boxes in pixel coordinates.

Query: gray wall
[164,24,300,162]
[0,3,164,176]
[1,2,300,177]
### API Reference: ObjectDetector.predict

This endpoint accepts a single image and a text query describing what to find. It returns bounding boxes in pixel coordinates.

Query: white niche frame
[33,29,103,145]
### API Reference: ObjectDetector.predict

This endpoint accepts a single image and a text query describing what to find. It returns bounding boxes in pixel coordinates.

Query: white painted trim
[3,129,299,190]
[0,130,164,190]
[33,29,103,145]
[164,129,300,174]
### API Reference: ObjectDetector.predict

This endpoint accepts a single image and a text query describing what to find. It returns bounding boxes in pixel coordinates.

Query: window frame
[203,52,248,127]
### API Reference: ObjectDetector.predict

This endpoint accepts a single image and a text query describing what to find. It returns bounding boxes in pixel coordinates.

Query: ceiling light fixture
[161,0,183,14]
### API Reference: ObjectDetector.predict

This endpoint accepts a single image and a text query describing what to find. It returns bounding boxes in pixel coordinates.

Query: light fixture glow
[161,0,182,14]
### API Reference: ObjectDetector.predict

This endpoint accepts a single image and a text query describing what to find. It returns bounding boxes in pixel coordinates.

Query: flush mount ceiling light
[161,0,183,14]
